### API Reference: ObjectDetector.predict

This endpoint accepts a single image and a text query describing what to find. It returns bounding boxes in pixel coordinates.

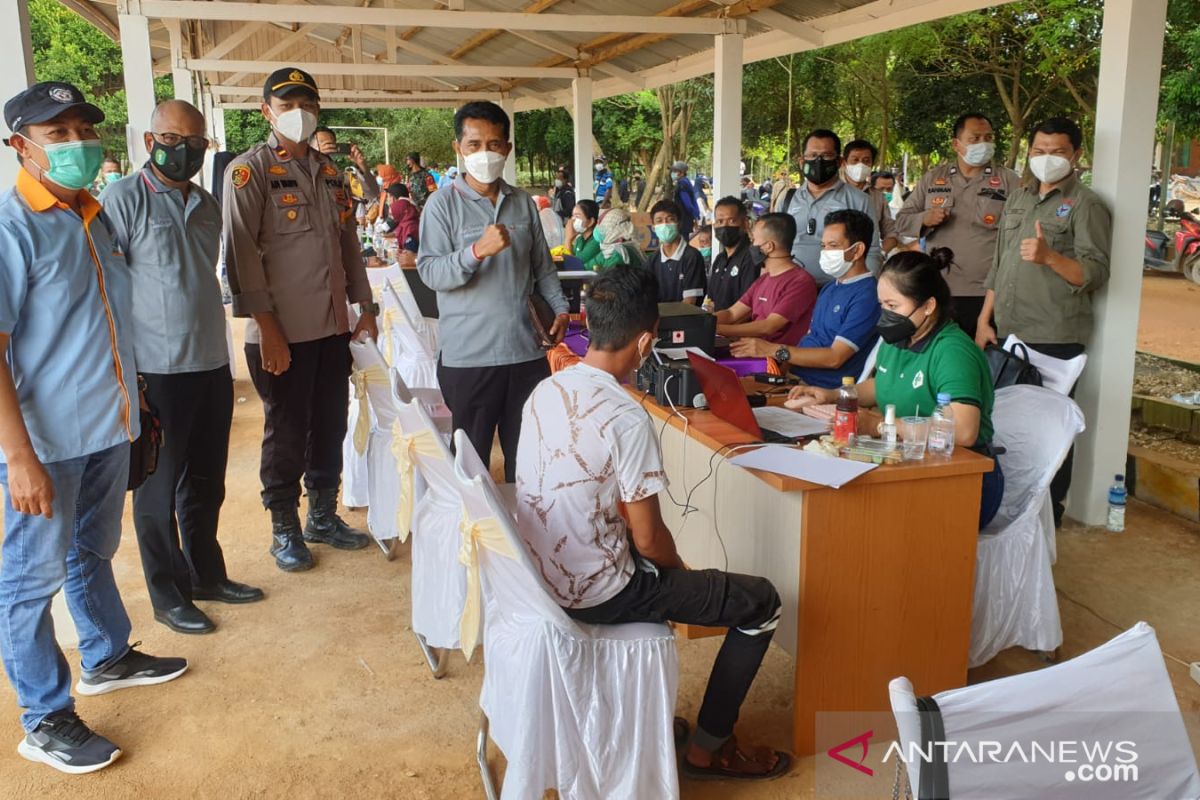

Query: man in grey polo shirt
[418,101,568,482]
[102,100,263,636]
[775,129,882,284]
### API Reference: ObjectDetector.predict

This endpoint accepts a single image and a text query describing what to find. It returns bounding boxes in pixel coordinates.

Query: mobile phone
[751,372,790,385]
[335,143,353,155]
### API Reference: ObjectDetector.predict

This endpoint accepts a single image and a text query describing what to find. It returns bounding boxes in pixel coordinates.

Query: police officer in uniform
[894,113,1019,341]
[222,68,378,572]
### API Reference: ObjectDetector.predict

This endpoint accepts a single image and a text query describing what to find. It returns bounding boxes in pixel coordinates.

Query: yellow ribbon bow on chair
[350,365,389,456]
[390,422,443,543]
[457,509,518,661]
[377,307,401,366]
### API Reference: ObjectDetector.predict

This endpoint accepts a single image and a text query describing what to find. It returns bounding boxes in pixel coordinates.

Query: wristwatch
[774,345,791,363]
[358,301,381,317]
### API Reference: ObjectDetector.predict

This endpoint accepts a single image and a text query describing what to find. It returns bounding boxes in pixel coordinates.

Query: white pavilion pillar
[1070,0,1168,524]
[572,75,593,201]
[0,0,36,188]
[165,19,193,103]
[500,96,517,186]
[711,33,743,203]
[118,12,157,168]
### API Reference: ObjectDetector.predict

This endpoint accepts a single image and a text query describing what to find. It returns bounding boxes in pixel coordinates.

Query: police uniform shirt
[222,132,371,345]
[646,241,706,303]
[708,236,763,311]
[894,161,1020,298]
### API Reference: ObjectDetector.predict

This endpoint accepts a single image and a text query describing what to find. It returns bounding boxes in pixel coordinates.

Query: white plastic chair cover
[971,385,1084,667]
[347,338,402,542]
[392,391,465,650]
[453,430,680,800]
[383,280,439,390]
[858,337,883,383]
[1003,334,1088,396]
[539,206,565,249]
[388,273,439,352]
[891,622,1200,799]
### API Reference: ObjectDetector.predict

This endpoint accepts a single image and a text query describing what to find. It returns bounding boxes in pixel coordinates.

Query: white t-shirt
[516,363,668,609]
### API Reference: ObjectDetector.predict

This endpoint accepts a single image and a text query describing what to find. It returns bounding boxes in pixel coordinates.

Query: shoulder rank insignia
[322,164,338,178]
[268,165,288,176]
[231,165,251,189]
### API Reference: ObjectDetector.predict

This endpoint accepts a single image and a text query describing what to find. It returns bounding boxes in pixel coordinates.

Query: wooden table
[635,386,994,756]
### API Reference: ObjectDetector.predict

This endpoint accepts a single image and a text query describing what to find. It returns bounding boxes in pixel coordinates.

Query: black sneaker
[17,710,121,774]
[75,643,188,697]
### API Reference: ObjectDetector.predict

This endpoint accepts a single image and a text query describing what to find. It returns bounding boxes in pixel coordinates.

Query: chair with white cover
[391,381,468,679]
[857,337,882,382]
[389,274,439,354]
[889,622,1200,799]
[971,385,1084,668]
[382,280,439,391]
[452,430,680,800]
[348,337,401,558]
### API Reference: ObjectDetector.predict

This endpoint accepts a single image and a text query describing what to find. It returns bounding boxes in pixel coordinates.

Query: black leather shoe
[192,580,265,604]
[303,488,371,550]
[270,508,314,572]
[153,604,215,635]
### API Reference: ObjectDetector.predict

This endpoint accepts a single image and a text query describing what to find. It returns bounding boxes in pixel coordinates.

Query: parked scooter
[1145,202,1200,283]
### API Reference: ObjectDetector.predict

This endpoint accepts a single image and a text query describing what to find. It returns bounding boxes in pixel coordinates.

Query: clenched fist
[474,224,511,259]
[923,207,950,227]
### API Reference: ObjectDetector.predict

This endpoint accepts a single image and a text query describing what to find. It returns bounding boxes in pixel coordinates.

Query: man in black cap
[404,150,437,209]
[0,81,187,774]
[222,67,378,572]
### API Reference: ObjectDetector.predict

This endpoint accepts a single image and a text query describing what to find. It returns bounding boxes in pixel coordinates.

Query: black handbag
[985,343,1043,389]
[128,407,163,491]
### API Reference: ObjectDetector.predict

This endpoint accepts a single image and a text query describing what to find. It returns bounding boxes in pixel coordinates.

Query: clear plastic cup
[899,416,930,461]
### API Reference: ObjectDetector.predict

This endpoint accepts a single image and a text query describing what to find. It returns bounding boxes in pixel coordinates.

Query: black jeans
[566,565,781,750]
[438,357,550,484]
[132,367,233,610]
[1026,342,1087,525]
[246,333,352,511]
[951,296,986,342]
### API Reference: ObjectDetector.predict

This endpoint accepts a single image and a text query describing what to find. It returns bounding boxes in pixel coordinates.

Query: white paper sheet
[752,406,831,438]
[1003,335,1087,396]
[729,445,877,488]
[657,346,714,362]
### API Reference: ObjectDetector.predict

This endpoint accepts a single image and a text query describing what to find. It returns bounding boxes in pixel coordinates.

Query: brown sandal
[681,736,792,782]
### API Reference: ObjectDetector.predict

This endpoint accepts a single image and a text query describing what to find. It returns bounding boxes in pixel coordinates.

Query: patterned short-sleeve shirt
[516,363,668,609]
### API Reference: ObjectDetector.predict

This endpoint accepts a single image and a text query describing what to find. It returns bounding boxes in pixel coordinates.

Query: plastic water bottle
[833,377,858,444]
[1107,474,1127,532]
[927,392,956,456]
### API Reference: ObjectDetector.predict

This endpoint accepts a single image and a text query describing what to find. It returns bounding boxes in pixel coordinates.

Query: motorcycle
[1144,206,1200,284]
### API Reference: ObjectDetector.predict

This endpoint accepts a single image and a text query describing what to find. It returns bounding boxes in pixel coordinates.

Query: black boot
[270,507,314,572]
[303,488,371,550]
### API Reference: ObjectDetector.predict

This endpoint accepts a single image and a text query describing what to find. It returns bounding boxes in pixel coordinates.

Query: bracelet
[470,243,481,261]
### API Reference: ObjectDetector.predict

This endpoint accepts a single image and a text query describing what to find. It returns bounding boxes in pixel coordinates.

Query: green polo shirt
[984,173,1111,345]
[573,232,603,270]
[874,321,994,444]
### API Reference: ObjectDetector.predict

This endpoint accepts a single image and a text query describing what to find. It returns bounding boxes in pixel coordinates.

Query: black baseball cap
[4,82,104,134]
[263,68,320,100]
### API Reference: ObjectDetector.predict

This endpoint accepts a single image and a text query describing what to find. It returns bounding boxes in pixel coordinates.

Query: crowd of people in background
[0,57,1111,782]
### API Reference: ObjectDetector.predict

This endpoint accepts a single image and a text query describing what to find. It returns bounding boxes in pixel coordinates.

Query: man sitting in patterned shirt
[515,265,790,782]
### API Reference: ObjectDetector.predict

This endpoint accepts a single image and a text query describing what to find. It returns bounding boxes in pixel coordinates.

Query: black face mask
[803,157,840,186]
[749,244,770,262]
[150,140,206,182]
[714,225,744,248]
[877,307,919,345]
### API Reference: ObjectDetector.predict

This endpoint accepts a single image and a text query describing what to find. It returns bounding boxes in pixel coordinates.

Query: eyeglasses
[150,132,210,150]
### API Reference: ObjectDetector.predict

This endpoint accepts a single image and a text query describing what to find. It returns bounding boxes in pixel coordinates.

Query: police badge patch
[231,165,251,189]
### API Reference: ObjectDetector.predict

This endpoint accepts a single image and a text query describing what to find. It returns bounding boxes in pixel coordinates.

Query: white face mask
[844,162,871,184]
[961,141,995,167]
[819,245,856,279]
[573,217,587,234]
[271,108,318,145]
[1028,154,1073,184]
[463,150,507,184]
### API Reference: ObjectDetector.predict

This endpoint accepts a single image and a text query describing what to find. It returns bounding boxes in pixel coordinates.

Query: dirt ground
[0,316,1198,799]
[1138,272,1200,363]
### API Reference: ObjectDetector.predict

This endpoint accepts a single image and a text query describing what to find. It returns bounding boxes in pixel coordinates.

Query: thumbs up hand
[1020,219,1054,266]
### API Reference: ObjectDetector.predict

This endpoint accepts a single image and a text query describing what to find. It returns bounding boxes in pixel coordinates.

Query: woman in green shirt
[594,208,645,270]
[568,199,603,270]
[788,248,1003,528]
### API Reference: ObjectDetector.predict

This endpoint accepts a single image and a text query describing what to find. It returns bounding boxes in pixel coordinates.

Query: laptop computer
[686,352,828,443]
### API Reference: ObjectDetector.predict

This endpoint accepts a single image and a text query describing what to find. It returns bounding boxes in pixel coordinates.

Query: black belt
[917,695,950,799]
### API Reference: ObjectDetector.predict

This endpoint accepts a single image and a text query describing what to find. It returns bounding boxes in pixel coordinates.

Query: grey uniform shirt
[779,179,882,285]
[222,134,371,345]
[100,165,228,374]
[894,161,1020,298]
[418,176,567,369]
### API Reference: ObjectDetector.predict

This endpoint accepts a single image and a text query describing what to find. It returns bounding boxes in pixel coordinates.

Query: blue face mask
[24,136,105,191]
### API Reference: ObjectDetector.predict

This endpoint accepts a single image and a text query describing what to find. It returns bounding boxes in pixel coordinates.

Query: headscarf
[375,163,402,190]
[596,209,635,262]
